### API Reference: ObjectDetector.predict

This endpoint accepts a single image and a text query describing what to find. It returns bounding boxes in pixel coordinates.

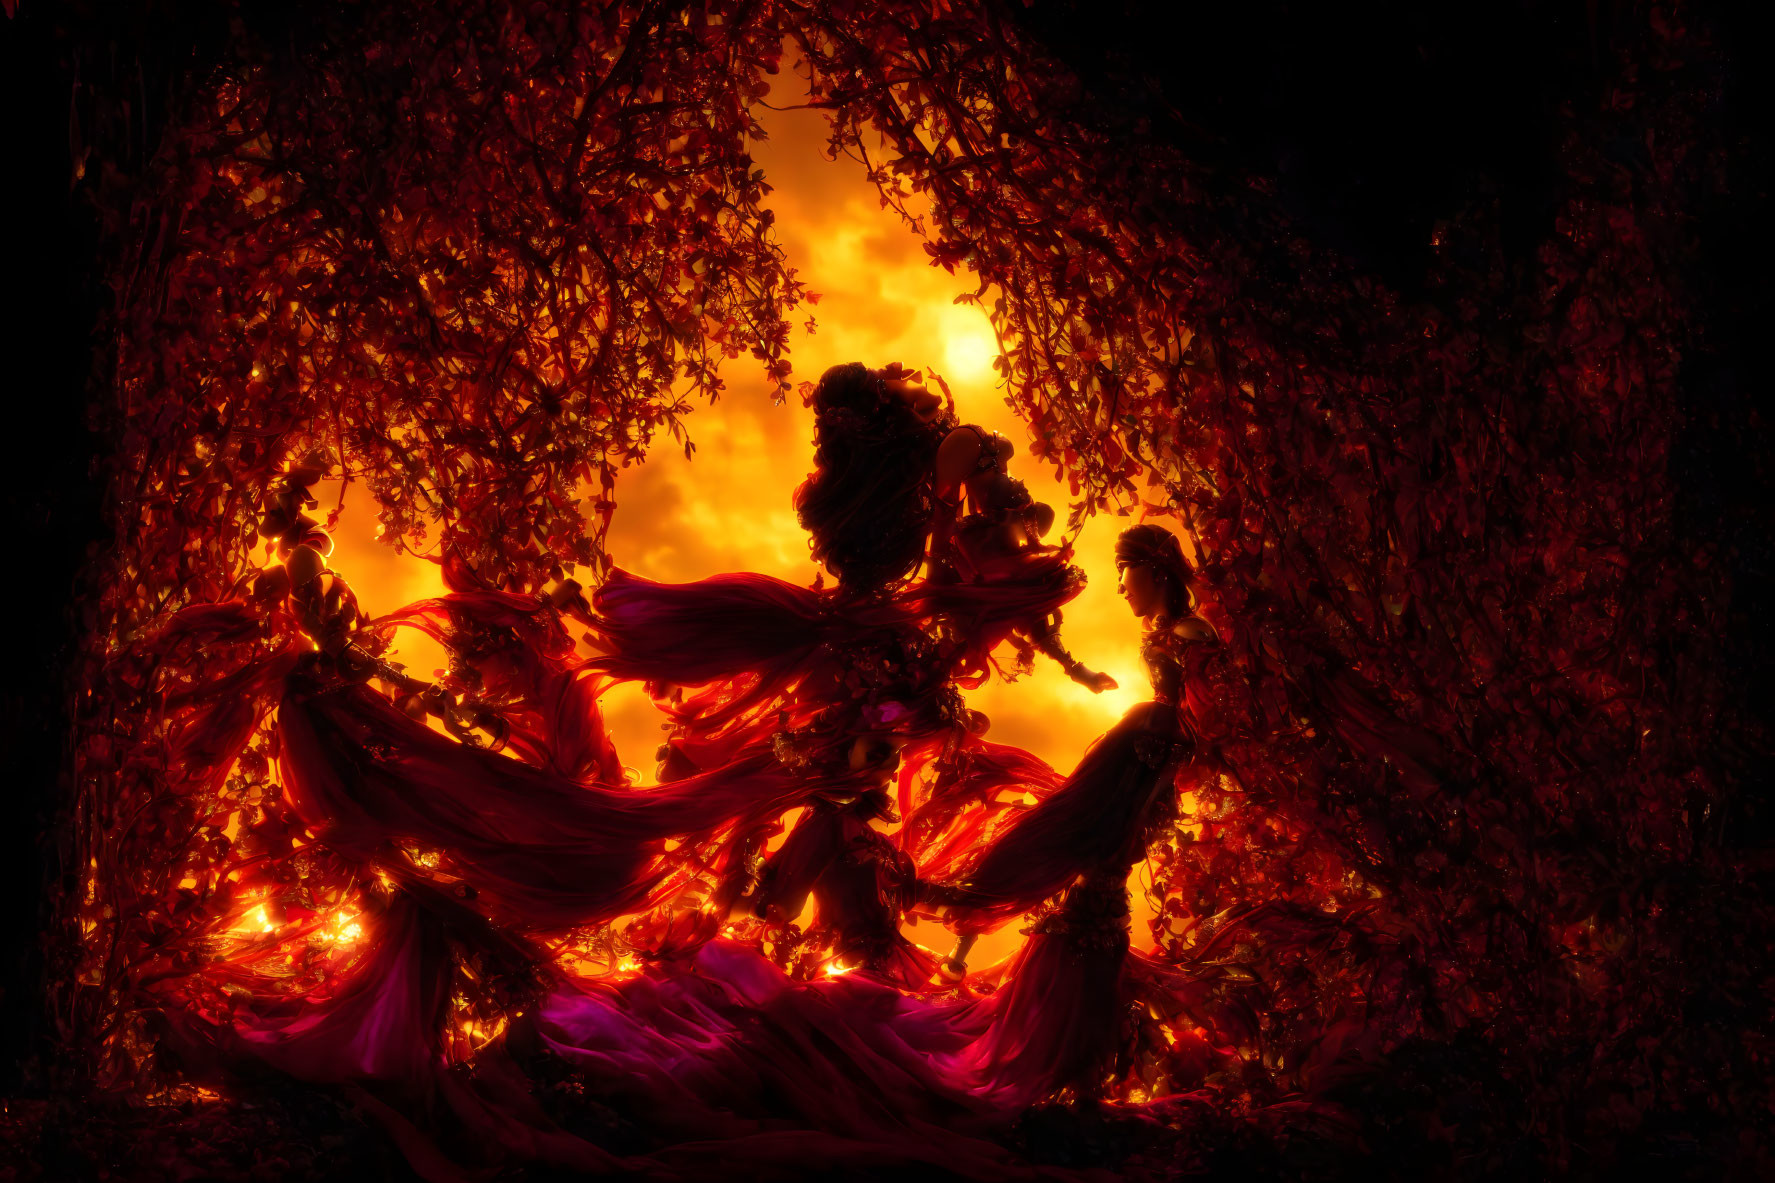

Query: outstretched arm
[940,932,977,981]
[1033,614,1118,693]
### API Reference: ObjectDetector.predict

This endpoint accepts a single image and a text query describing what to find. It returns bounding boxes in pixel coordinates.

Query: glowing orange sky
[324,75,1163,963]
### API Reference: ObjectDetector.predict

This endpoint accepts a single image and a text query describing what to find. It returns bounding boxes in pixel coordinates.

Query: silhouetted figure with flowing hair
[796,360,953,596]
[936,523,1237,1103]
[585,361,1110,981]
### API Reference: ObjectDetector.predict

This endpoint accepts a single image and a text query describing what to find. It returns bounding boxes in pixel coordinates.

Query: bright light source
[941,310,999,386]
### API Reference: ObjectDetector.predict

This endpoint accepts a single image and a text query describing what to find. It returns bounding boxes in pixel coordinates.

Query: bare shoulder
[938,425,983,463]
[1171,615,1217,643]
[935,427,984,494]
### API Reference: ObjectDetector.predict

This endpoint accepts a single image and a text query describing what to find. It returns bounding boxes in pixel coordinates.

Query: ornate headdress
[1115,523,1193,617]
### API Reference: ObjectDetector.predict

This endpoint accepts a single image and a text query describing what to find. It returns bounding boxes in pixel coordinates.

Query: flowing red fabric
[949,702,1182,935]
[957,882,1134,1106]
[589,568,943,757]
[148,558,1189,1173]
[530,934,1161,1143]
[529,940,1082,1179]
[897,739,1067,885]
[915,549,1085,683]
[173,909,1097,1181]
[147,582,1200,1177]
[156,601,302,794]
[162,893,453,1086]
[277,670,819,932]
[750,797,938,988]
[591,567,913,684]
[588,566,979,804]
[160,896,638,1182]
[378,590,624,784]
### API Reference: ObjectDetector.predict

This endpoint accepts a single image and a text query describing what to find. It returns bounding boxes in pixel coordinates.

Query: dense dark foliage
[6,0,1772,1177]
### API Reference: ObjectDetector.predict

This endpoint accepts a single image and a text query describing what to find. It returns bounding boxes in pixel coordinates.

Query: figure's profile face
[1118,563,1165,619]
[878,363,943,423]
[887,378,942,423]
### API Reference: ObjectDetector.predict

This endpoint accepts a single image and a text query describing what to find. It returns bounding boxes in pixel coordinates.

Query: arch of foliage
[63,0,1764,1158]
